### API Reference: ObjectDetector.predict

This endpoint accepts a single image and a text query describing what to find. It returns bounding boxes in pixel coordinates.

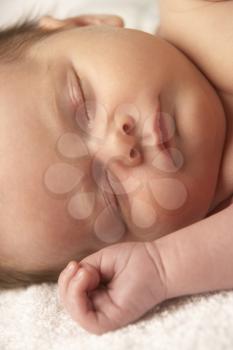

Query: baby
[0,0,232,334]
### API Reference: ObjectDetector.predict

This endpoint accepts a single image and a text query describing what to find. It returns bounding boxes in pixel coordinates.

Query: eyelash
[70,70,92,129]
[77,78,90,117]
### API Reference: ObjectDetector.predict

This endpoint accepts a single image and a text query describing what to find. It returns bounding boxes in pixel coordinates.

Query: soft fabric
[0,1,233,349]
[1,284,233,350]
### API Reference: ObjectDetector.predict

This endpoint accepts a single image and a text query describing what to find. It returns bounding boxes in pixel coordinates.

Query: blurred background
[0,0,159,33]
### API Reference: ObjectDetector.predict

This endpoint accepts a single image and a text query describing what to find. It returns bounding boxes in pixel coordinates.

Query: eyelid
[75,72,87,105]
[68,68,92,132]
[68,70,83,107]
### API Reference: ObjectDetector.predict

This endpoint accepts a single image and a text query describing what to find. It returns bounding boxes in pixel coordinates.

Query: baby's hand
[58,242,167,335]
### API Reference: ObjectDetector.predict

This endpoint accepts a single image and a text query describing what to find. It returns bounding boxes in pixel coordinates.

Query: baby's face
[0,24,225,271]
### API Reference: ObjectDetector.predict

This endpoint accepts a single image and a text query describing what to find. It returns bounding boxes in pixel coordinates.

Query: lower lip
[107,170,126,197]
[104,171,119,212]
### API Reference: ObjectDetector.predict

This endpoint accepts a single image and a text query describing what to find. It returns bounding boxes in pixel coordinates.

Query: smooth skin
[1,8,225,270]
[58,242,165,334]
[58,200,233,335]
[56,0,233,334]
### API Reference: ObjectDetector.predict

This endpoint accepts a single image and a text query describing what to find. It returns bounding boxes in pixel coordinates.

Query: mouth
[154,107,175,166]
[105,169,129,230]
[154,102,167,147]
[106,168,132,221]
[102,169,120,215]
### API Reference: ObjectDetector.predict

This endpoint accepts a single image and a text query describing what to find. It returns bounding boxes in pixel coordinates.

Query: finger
[67,264,100,314]
[57,261,79,304]
[66,266,110,334]
[67,268,122,334]
[82,244,122,284]
[89,288,123,332]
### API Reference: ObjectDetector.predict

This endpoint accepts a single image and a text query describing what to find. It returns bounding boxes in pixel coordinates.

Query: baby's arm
[156,203,233,299]
[58,204,233,334]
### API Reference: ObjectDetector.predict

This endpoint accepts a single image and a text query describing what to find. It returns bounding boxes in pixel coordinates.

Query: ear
[38,14,124,31]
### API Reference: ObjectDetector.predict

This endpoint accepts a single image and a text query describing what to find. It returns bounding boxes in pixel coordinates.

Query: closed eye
[68,68,91,132]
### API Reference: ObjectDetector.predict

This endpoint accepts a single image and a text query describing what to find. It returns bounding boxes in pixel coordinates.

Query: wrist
[150,236,180,300]
[144,241,169,301]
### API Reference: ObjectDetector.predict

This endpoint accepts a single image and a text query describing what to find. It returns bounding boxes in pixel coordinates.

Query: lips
[154,108,176,167]
[154,110,164,148]
[100,170,120,219]
[154,103,170,147]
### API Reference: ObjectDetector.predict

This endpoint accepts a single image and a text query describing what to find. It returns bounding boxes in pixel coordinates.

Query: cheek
[129,187,158,230]
[94,206,126,244]
[127,165,189,224]
[148,178,188,211]
[126,178,189,241]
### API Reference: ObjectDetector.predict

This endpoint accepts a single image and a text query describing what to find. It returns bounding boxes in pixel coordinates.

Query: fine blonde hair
[0,20,71,289]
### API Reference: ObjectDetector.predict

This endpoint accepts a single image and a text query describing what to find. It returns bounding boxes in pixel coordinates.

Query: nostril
[122,123,131,134]
[129,148,138,159]
[121,116,135,135]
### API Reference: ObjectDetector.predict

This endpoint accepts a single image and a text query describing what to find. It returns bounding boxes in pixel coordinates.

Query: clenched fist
[58,241,167,335]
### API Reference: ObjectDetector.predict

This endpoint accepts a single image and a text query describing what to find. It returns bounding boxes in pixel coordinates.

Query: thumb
[76,263,100,292]
[70,264,123,335]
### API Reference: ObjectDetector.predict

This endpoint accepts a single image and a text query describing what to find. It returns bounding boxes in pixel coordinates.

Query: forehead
[39,24,171,74]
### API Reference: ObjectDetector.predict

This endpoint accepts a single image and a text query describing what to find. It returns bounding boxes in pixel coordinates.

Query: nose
[103,114,142,166]
[117,114,135,136]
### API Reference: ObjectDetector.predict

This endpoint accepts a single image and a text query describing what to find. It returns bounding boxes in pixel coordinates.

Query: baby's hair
[0,21,58,289]
[0,19,87,289]
[0,266,60,289]
[0,249,90,290]
[0,20,61,64]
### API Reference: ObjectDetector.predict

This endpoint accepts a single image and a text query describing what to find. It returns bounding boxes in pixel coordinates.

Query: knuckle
[58,270,66,287]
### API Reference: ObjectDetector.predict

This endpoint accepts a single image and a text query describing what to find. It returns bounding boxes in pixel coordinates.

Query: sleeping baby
[0,0,232,335]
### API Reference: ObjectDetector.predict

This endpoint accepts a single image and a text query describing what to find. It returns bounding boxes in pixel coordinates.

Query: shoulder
[159,0,222,16]
[158,0,233,94]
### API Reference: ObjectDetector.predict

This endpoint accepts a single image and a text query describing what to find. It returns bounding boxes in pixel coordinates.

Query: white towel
[1,284,233,350]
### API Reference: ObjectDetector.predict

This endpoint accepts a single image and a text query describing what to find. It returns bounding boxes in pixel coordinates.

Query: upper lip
[152,101,176,167]
[153,101,171,151]
[153,102,166,150]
